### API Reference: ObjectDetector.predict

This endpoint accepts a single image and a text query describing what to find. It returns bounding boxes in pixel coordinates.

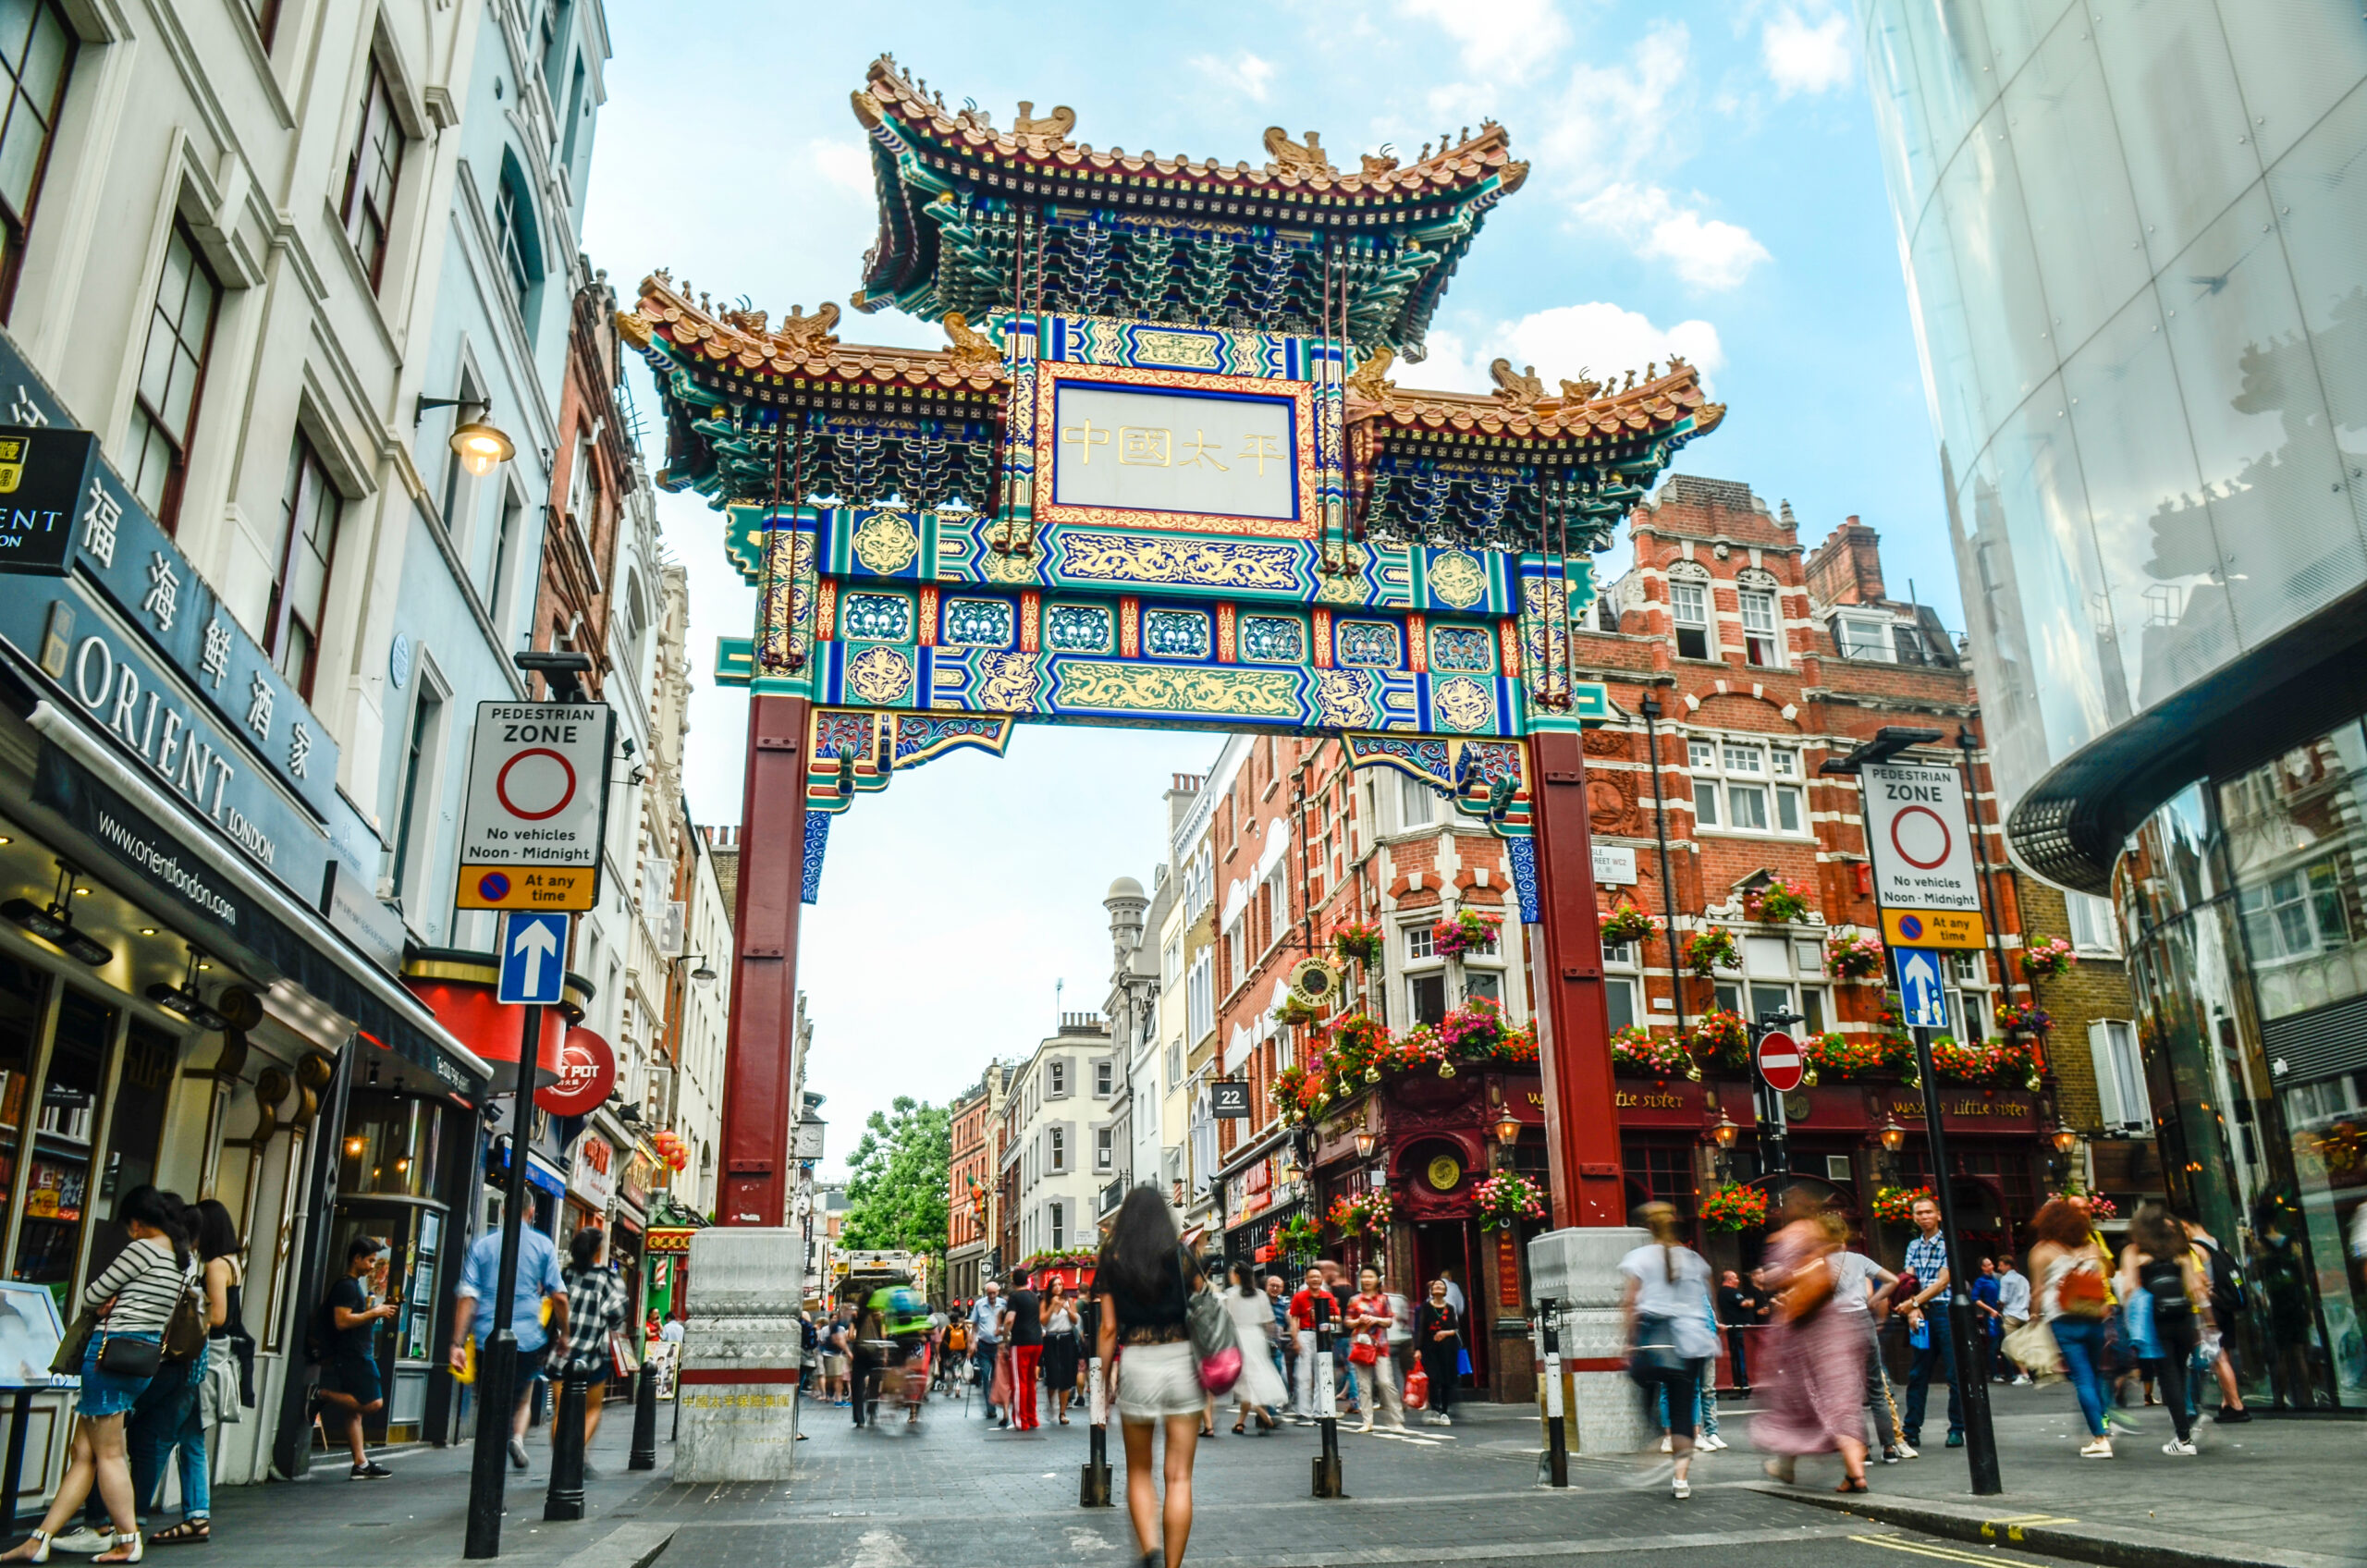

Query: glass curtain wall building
[1860,0,2367,1406]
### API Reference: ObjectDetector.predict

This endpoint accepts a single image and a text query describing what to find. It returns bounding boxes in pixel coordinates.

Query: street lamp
[1712,1111,1740,1150]
[689,955,717,987]
[1354,1127,1377,1160]
[1493,1109,1523,1150]
[2051,1121,2079,1157]
[1879,1115,1907,1154]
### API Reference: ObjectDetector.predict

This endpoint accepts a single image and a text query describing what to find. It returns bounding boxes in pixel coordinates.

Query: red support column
[717,692,811,1226]
[1527,729,1626,1229]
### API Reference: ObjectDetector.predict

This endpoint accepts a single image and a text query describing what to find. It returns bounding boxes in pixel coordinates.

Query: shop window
[1625,1141,1699,1224]
[83,1022,176,1283]
[1740,587,1781,667]
[0,0,75,321]
[339,1091,442,1198]
[1671,575,1711,660]
[1409,973,1447,1026]
[269,431,344,701]
[12,990,117,1311]
[126,222,221,532]
[0,960,47,1258]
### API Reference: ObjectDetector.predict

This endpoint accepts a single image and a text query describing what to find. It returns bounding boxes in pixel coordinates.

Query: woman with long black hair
[1093,1187,1207,1568]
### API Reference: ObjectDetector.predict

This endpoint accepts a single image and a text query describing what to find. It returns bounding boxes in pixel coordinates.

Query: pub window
[268,430,344,701]
[1602,940,1640,1031]
[126,222,222,532]
[1409,973,1448,1026]
[1671,575,1711,660]
[1739,587,1781,668]
[1463,967,1501,1006]
[340,52,405,289]
[0,0,75,321]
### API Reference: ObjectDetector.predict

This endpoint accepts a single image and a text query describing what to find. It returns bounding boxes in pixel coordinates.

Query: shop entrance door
[1412,1220,1484,1391]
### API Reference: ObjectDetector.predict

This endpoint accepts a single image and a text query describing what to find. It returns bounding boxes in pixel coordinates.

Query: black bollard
[629,1358,659,1470]
[1538,1297,1568,1488]
[1079,1299,1112,1507]
[1310,1293,1345,1498]
[544,1366,589,1522]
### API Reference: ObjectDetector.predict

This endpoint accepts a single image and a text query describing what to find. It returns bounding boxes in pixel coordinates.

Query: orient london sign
[456,702,616,911]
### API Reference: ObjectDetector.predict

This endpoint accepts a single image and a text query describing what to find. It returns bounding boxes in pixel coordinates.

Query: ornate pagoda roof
[848,55,1528,357]
[1350,353,1725,444]
[619,271,1007,394]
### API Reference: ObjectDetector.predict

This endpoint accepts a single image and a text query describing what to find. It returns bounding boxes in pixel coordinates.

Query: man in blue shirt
[448,1187,570,1471]
[1900,1195,1961,1450]
[968,1280,1002,1421]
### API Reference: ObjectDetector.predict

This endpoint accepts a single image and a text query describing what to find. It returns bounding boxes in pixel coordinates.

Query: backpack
[2198,1240,2245,1320]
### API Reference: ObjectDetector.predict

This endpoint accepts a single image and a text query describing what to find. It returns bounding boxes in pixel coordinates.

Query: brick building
[946,1061,1011,1301]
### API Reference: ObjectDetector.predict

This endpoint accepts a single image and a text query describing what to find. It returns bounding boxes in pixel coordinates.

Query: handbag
[51,1309,97,1377]
[163,1284,207,1363]
[1628,1313,1685,1385]
[1348,1332,1380,1366]
[1182,1252,1242,1394]
[2002,1319,2061,1382]
[1775,1251,1836,1323]
[97,1331,162,1378]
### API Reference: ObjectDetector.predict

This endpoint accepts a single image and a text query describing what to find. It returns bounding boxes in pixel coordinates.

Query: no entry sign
[1755,1030,1805,1094]
[456,702,616,911]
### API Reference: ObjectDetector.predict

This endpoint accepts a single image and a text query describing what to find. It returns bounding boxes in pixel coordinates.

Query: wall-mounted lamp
[1879,1116,1907,1154]
[1494,1110,1523,1149]
[1354,1127,1377,1160]
[147,949,228,1033]
[417,396,517,477]
[1712,1112,1741,1150]
[2051,1121,2079,1156]
[4,862,110,966]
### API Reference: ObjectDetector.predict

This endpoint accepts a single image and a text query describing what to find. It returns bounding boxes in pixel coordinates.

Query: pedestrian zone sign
[457,701,616,911]
[1864,760,1986,949]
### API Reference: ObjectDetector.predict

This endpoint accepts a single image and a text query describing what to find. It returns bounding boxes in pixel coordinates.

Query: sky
[576,0,1948,1177]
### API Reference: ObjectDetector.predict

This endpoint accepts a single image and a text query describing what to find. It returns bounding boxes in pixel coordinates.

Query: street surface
[185,1380,2365,1568]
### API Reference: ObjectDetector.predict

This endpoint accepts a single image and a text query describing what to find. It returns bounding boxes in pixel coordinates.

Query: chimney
[1806,515,1886,607]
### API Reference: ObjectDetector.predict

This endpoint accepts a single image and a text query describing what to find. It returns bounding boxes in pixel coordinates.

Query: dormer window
[1834,613,1893,662]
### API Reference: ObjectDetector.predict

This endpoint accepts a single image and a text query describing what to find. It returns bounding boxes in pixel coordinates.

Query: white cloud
[1576,181,1772,291]
[809,138,875,196]
[1762,6,1853,96]
[1417,301,1726,398]
[1189,51,1278,102]
[1399,0,1569,84]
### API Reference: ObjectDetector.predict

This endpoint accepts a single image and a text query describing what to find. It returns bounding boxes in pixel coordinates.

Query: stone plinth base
[675,1228,805,1482]
[1527,1226,1654,1455]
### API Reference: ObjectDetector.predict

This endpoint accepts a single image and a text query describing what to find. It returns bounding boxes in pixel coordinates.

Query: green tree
[839,1096,951,1270]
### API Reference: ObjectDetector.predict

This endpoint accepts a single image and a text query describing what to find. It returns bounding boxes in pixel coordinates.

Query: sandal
[1836,1477,1869,1493]
[1233,1420,1246,1435]
[92,1537,141,1565]
[150,1521,210,1546]
[0,1530,55,1564]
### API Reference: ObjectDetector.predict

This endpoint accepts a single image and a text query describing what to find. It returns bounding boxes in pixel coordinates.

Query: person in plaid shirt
[1900,1196,1962,1449]
[553,1227,629,1469]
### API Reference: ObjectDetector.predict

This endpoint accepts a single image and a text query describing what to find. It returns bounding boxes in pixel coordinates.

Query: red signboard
[1755,1031,1804,1094]
[536,1026,617,1116]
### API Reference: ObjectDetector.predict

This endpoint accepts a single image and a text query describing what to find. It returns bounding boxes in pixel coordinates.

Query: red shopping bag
[1404,1360,1429,1411]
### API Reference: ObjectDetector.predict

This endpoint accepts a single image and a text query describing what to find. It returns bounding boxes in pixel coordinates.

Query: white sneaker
[1707,1433,1729,1451]
[2163,1438,2198,1456]
[2010,1375,2031,1386]
[2079,1437,2114,1458]
[1659,1435,1674,1452]
[1672,1476,1691,1500]
[1893,1441,1919,1460]
[1436,1412,1451,1425]
[49,1528,114,1553]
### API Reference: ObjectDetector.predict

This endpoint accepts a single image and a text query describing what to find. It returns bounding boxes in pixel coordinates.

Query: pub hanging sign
[0,425,97,577]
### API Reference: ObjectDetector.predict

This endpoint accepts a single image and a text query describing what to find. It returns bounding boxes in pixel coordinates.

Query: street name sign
[497,911,570,1005]
[1754,1030,1805,1095]
[456,702,615,911]
[1863,761,1985,948]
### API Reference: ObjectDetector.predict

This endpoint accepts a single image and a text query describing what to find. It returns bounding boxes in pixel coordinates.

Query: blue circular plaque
[389,632,412,690]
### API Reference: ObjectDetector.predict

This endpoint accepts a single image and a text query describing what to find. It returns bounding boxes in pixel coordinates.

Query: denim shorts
[77,1332,161,1418]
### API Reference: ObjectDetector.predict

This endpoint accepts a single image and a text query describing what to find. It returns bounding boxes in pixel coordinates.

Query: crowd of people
[1625,1188,2252,1501]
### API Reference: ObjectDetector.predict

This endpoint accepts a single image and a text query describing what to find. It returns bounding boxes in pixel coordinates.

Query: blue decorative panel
[942,597,1014,647]
[1506,836,1539,925]
[1429,624,1493,673]
[1143,608,1212,659]
[802,810,830,904]
[1045,603,1114,653]
[841,592,914,642]
[1336,619,1402,668]
[1239,615,1305,664]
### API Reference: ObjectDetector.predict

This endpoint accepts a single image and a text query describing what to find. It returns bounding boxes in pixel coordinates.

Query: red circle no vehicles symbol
[1889,804,1953,871]
[1756,1030,1804,1094]
[497,748,578,821]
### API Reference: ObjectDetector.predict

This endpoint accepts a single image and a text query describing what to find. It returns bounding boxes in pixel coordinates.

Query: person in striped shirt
[1899,1196,1964,1449]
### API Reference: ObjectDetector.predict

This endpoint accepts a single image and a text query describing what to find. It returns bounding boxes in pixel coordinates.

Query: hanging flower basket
[1332,920,1385,965]
[1599,899,1663,946]
[1800,1030,1900,1081]
[1474,1171,1547,1231]
[1743,878,1816,925]
[1271,994,1321,1028]
[1684,926,1739,977]
[1270,1065,1312,1125]
[1993,999,2052,1036]
[1436,996,1506,1060]
[1688,1007,1750,1069]
[1275,1214,1323,1256]
[1327,1190,1394,1236]
[1433,908,1502,960]
[2019,935,2076,981]
[1929,1035,2042,1090]
[1827,929,1887,981]
[1871,1184,1935,1226]
[1700,1182,1770,1232]
[1612,1025,1696,1078]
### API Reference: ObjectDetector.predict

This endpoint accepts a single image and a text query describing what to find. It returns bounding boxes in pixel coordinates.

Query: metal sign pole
[1538,1297,1568,1488]
[465,999,540,1559]
[1080,1297,1111,1507]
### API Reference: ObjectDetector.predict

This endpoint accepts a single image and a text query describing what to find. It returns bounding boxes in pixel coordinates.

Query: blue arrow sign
[497,911,570,1005]
[1898,949,1948,1030]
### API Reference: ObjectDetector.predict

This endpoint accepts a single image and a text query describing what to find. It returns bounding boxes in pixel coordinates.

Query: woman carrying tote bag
[1620,1202,1719,1501]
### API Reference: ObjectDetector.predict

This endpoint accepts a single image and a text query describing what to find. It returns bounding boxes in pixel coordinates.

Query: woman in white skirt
[1220,1263,1285,1433]
[1094,1189,1208,1568]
